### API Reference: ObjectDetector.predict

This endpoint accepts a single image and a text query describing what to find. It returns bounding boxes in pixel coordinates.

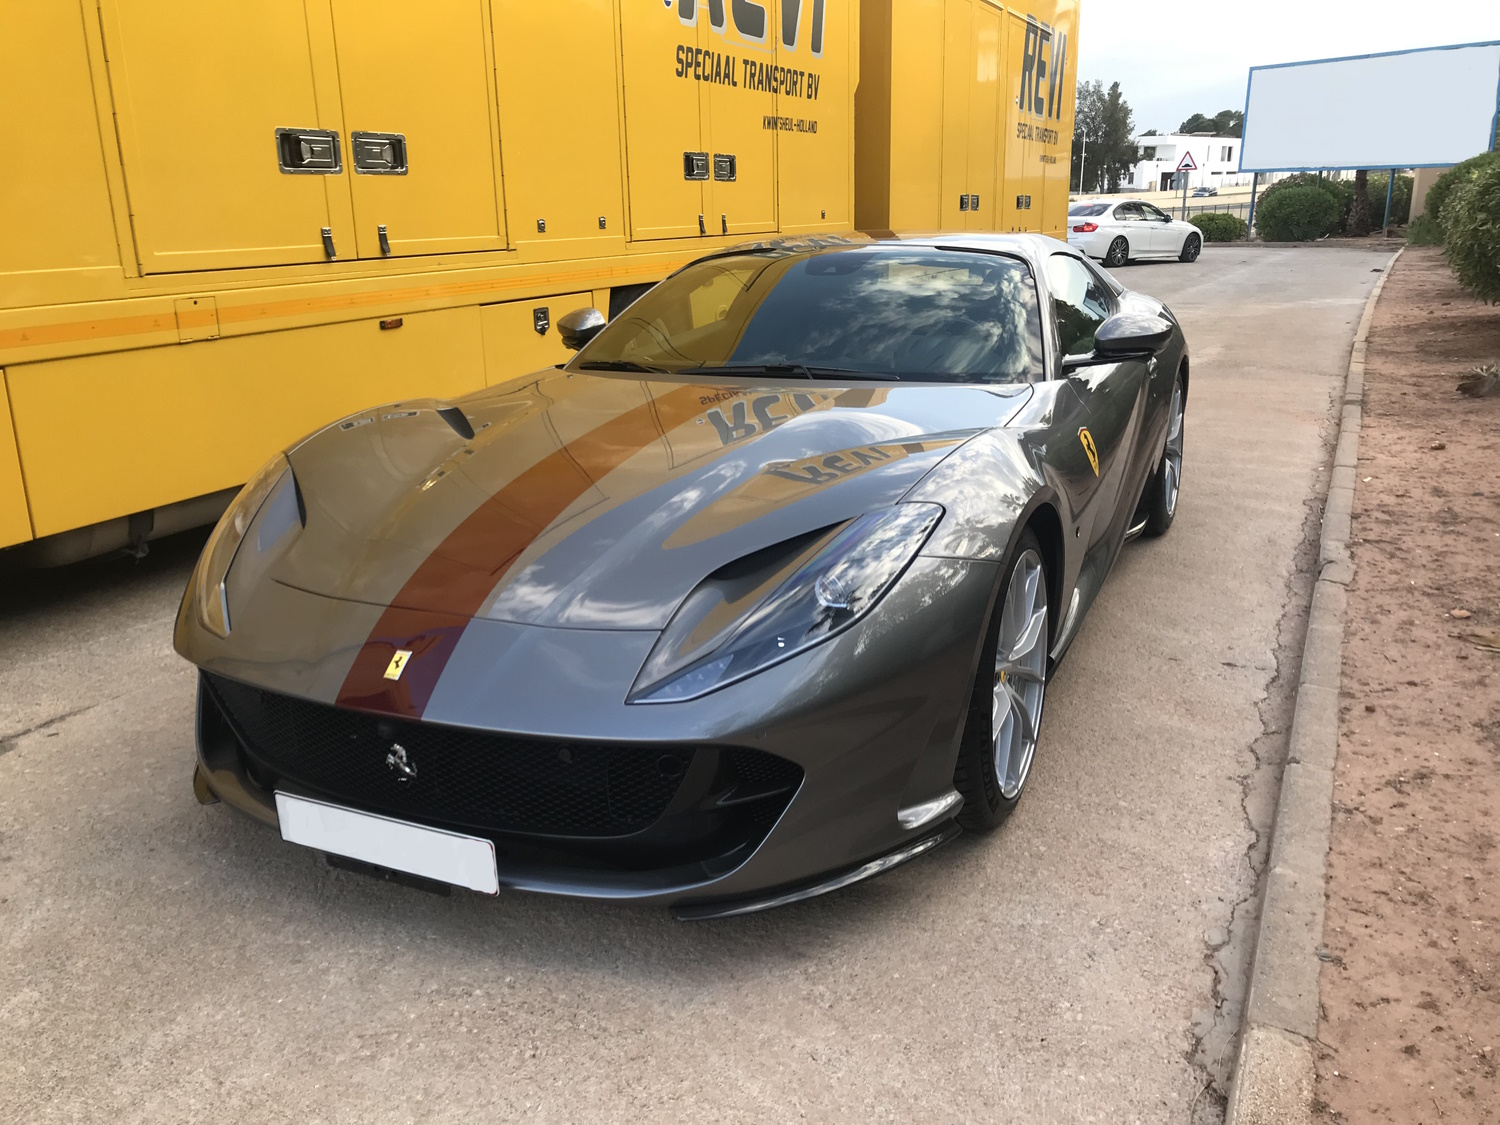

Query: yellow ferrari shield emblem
[1078,427,1100,477]
[383,649,413,681]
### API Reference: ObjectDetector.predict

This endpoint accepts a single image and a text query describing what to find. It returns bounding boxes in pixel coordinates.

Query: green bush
[1365,172,1413,226]
[1405,212,1442,245]
[1255,185,1342,241]
[1190,211,1247,241]
[1443,161,1500,303]
[1257,172,1352,234]
[1423,151,1500,230]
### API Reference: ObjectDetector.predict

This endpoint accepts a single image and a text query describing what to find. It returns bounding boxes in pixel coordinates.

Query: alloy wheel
[1163,379,1185,517]
[992,549,1048,800]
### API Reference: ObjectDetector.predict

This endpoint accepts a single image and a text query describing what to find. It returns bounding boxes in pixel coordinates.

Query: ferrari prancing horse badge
[1078,427,1100,477]
[384,649,413,681]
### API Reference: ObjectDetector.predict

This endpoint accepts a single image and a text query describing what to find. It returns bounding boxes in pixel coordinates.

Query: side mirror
[558,307,607,351]
[1093,312,1172,356]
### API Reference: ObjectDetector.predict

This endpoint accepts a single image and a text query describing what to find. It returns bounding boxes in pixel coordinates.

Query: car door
[1112,202,1150,257]
[1045,253,1150,551]
[1138,202,1179,255]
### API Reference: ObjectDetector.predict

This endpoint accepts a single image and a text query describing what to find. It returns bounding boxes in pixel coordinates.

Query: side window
[1046,255,1113,358]
[1114,202,1142,222]
[1140,203,1169,222]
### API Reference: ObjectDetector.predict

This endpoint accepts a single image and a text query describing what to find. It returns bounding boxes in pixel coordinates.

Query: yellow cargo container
[857,0,1078,237]
[0,0,1077,561]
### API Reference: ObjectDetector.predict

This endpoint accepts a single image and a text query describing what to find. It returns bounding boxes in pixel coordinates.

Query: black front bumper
[197,672,805,893]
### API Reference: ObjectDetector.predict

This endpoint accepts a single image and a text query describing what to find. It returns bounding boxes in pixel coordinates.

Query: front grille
[204,674,800,842]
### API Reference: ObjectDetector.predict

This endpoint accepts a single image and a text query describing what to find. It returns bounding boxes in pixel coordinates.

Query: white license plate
[275,792,499,895]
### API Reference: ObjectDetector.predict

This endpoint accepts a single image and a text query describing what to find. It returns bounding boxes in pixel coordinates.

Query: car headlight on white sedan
[193,454,299,638]
[630,503,944,703]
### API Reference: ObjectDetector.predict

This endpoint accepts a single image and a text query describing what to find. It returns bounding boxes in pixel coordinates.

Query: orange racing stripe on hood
[335,384,708,717]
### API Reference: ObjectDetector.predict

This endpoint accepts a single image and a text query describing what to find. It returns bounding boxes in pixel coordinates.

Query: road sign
[1176,151,1198,172]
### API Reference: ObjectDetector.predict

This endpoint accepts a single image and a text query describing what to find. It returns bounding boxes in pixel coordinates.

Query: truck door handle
[276,128,341,174]
[351,131,407,175]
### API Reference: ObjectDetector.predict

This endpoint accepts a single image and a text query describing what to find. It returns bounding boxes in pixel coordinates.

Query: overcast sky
[1078,0,1500,136]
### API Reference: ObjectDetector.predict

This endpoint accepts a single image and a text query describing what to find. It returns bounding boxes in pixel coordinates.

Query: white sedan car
[1067,199,1202,267]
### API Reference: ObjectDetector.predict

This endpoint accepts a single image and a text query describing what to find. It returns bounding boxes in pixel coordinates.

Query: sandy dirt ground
[1315,247,1500,1123]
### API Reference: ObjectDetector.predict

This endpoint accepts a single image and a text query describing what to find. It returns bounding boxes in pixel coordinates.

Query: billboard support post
[1383,169,1395,231]
[1246,173,1260,239]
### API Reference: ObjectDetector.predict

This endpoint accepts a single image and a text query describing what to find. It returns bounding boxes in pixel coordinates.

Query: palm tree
[1348,170,1371,236]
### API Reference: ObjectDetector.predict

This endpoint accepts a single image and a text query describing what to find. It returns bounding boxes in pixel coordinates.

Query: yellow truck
[0,0,1077,563]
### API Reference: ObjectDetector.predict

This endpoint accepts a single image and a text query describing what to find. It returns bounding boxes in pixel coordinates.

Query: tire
[954,528,1050,832]
[1179,233,1201,263]
[1104,237,1129,268]
[1141,370,1186,537]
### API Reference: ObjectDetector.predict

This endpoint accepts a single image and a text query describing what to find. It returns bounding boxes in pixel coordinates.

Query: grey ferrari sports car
[176,233,1188,919]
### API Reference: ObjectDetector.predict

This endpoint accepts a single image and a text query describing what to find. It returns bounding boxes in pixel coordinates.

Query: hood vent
[435,405,475,441]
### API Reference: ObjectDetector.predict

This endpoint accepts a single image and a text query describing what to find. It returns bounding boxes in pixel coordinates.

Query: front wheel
[1104,237,1129,268]
[954,529,1050,831]
[1179,233,1202,262]
[1141,371,1186,537]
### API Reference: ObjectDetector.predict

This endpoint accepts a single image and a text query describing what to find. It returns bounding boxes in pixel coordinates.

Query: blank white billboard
[1240,42,1500,172]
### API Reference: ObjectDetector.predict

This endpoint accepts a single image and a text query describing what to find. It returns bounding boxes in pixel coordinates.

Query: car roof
[681,231,1074,278]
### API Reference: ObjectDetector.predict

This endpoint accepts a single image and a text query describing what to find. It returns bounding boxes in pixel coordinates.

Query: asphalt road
[0,245,1394,1124]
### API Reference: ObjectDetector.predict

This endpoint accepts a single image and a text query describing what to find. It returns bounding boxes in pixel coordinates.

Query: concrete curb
[1223,245,1404,1125]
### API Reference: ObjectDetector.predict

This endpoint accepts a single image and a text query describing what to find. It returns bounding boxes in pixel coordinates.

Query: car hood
[274,369,1031,631]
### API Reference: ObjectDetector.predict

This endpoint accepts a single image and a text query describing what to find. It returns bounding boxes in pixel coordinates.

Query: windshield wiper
[679,364,900,382]
[575,359,671,373]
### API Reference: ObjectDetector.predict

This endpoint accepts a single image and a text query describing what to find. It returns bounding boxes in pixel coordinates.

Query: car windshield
[573,247,1044,383]
[1068,202,1110,216]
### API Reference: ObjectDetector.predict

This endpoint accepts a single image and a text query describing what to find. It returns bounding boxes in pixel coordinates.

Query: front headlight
[630,503,943,704]
[193,454,293,637]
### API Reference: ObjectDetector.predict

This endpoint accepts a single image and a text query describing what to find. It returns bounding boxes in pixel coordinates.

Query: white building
[1127,133,1254,192]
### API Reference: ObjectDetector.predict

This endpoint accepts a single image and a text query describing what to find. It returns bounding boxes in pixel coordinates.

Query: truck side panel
[492,0,628,261]
[328,0,509,260]
[0,373,30,547]
[100,0,340,273]
[886,0,946,230]
[778,0,856,231]
[8,307,487,537]
[479,293,604,386]
[0,2,122,309]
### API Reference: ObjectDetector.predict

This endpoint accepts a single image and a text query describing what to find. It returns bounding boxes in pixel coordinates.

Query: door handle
[276,128,341,174]
[1147,357,1159,376]
[351,131,407,175]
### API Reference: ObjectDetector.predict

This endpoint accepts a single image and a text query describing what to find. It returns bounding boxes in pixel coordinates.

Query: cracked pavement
[0,246,1392,1123]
